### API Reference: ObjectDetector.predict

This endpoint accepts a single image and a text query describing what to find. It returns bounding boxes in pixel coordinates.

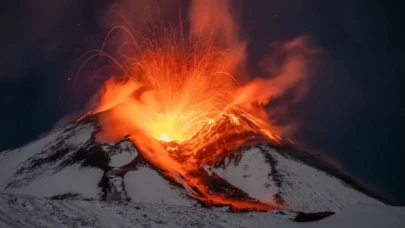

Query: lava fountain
[75,0,314,211]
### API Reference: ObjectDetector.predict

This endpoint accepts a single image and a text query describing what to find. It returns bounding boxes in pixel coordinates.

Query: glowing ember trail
[76,0,314,211]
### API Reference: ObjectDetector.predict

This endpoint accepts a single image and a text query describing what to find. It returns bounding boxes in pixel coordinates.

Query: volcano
[1,1,404,226]
[0,113,391,214]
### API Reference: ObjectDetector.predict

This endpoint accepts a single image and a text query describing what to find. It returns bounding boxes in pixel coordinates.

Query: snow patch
[0,194,403,228]
[64,124,94,146]
[0,128,64,188]
[4,165,103,198]
[212,148,278,205]
[109,141,138,167]
[124,167,194,206]
[266,145,384,212]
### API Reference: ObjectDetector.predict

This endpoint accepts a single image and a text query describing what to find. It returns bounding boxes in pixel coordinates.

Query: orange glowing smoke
[94,31,244,143]
[77,0,315,211]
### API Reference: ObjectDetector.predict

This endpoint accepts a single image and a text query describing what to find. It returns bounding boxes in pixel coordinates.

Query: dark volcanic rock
[294,211,335,222]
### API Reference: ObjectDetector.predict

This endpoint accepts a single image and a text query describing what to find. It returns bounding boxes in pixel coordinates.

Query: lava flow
[77,0,313,211]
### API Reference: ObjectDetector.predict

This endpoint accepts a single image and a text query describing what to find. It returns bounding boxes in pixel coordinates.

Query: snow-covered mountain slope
[0,193,403,228]
[0,193,295,228]
[0,114,391,213]
[208,145,384,212]
[0,116,192,205]
[0,122,102,199]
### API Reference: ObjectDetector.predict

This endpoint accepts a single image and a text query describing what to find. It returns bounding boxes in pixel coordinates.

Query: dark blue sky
[1,0,403,204]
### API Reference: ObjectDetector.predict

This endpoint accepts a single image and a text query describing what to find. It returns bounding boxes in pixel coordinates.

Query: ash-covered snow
[0,123,101,198]
[0,128,65,187]
[0,193,403,228]
[209,148,279,205]
[108,140,138,167]
[0,193,295,228]
[125,167,194,206]
[6,165,103,198]
[0,124,96,191]
[268,145,383,212]
[210,145,384,212]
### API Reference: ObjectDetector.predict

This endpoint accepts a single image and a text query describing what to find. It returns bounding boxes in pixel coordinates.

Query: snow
[210,148,279,204]
[0,193,403,228]
[0,193,295,228]
[124,167,194,206]
[0,123,101,198]
[211,145,384,212]
[0,128,64,188]
[5,165,103,198]
[268,145,383,212]
[109,141,138,167]
[66,123,95,145]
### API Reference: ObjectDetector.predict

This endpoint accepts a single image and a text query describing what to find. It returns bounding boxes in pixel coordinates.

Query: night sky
[1,0,403,204]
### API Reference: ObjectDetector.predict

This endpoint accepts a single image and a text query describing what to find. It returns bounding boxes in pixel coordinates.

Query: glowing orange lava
[76,0,314,212]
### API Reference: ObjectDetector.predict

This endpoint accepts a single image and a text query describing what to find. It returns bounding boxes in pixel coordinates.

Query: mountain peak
[0,113,388,213]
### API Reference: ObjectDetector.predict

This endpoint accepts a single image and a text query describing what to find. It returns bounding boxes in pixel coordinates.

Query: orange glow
[77,0,314,212]
[160,133,171,142]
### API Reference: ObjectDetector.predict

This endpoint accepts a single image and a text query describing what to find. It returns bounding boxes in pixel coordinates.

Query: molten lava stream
[123,118,287,212]
[181,172,286,211]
